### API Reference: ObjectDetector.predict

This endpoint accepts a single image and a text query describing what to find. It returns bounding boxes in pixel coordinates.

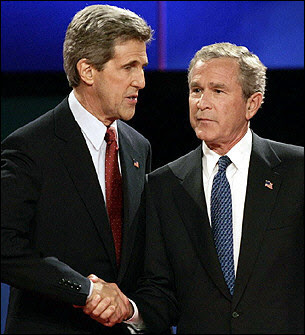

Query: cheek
[189,110,197,129]
[189,98,197,115]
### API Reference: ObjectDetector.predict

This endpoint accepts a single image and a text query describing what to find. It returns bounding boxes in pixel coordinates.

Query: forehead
[191,58,240,83]
[112,39,148,63]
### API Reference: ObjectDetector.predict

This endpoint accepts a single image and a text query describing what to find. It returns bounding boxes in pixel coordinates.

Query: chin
[195,128,207,141]
[121,110,135,121]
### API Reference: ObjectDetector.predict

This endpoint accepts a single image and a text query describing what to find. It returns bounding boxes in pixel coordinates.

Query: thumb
[87,274,98,282]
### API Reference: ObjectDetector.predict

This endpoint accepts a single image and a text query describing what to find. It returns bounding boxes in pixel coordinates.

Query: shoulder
[2,98,68,141]
[117,120,151,147]
[1,98,69,152]
[269,139,304,175]
[255,134,303,160]
[268,139,303,159]
[149,146,201,180]
[252,133,304,177]
[2,110,54,148]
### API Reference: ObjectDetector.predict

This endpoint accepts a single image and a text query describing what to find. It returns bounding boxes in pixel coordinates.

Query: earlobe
[246,92,263,120]
[76,59,94,85]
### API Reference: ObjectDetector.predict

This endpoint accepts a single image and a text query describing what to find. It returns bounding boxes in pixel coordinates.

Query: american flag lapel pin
[264,180,273,190]
[133,159,139,168]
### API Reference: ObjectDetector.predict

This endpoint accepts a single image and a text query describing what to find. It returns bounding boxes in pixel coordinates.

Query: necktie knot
[105,126,116,144]
[218,155,231,172]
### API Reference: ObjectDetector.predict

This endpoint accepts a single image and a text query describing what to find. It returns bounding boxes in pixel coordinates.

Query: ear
[76,59,94,85]
[245,92,263,121]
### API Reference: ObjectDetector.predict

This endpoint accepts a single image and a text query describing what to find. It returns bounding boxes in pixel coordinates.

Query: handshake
[73,274,134,327]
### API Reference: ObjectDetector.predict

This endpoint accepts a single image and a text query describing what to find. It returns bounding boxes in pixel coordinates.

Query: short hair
[63,4,153,87]
[188,42,267,104]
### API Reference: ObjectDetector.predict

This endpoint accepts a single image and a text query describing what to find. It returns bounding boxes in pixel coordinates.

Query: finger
[118,291,130,313]
[108,305,126,324]
[83,294,102,314]
[117,298,128,318]
[99,305,116,321]
[89,305,117,325]
[90,297,112,318]
[103,320,117,327]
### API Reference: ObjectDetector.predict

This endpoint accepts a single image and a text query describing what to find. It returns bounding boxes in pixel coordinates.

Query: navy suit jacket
[1,97,151,334]
[134,132,304,334]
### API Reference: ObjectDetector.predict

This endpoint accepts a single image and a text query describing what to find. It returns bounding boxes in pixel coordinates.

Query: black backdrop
[2,69,304,171]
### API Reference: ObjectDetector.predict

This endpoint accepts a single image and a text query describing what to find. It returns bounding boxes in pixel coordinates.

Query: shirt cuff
[87,279,93,299]
[123,299,145,331]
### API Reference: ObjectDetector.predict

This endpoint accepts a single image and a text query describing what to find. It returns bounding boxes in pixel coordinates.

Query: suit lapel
[117,121,146,281]
[53,99,118,274]
[169,145,232,300]
[232,133,282,308]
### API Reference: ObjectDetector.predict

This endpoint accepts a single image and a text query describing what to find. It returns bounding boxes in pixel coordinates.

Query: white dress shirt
[68,90,120,203]
[202,128,252,274]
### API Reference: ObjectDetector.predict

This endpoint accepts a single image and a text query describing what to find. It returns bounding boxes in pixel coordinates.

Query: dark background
[2,69,304,171]
[1,1,304,333]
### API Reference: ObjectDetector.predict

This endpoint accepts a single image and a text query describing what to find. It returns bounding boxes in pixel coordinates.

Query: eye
[191,88,201,94]
[215,89,224,94]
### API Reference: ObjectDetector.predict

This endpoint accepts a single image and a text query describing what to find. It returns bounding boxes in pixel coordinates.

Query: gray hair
[63,4,153,87]
[188,42,267,104]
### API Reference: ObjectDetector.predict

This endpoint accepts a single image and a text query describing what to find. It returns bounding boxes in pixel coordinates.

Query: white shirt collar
[202,127,252,179]
[68,91,119,150]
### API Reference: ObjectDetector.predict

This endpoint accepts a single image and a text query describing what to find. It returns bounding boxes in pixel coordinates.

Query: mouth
[126,94,138,103]
[197,118,214,123]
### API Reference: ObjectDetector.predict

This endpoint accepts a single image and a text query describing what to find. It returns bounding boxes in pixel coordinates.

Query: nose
[197,92,211,110]
[131,70,145,89]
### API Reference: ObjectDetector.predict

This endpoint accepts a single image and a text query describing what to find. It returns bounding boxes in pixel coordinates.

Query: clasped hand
[73,274,133,327]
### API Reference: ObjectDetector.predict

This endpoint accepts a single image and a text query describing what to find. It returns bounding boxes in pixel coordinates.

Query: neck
[208,127,248,156]
[73,87,112,126]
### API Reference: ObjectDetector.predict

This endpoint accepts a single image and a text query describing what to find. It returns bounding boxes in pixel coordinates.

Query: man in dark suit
[88,42,303,333]
[1,4,153,334]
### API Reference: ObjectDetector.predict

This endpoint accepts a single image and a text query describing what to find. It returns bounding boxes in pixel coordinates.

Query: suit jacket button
[232,311,240,318]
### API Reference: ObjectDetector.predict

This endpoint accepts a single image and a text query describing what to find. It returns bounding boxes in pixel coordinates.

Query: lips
[126,94,138,101]
[197,116,213,121]
[196,112,214,123]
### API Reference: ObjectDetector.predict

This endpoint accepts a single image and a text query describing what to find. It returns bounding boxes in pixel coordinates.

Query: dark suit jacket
[1,97,152,334]
[134,132,304,334]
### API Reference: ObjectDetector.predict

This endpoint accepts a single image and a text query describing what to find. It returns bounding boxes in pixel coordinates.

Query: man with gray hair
[1,4,153,334]
[86,42,304,333]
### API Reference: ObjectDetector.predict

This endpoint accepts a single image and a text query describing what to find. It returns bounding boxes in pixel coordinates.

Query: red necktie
[105,126,122,265]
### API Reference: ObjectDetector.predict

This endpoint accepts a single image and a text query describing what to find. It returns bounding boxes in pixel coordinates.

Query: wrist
[124,301,134,321]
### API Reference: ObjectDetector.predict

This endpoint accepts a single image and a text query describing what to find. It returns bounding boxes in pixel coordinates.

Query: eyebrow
[209,82,227,89]
[189,81,228,89]
[123,60,148,68]
[189,81,200,88]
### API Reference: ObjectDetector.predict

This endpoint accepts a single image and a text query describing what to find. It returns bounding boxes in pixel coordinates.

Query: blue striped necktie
[211,155,235,295]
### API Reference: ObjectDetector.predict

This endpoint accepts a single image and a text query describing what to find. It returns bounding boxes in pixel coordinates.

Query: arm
[130,176,180,332]
[1,137,90,306]
[80,177,179,331]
